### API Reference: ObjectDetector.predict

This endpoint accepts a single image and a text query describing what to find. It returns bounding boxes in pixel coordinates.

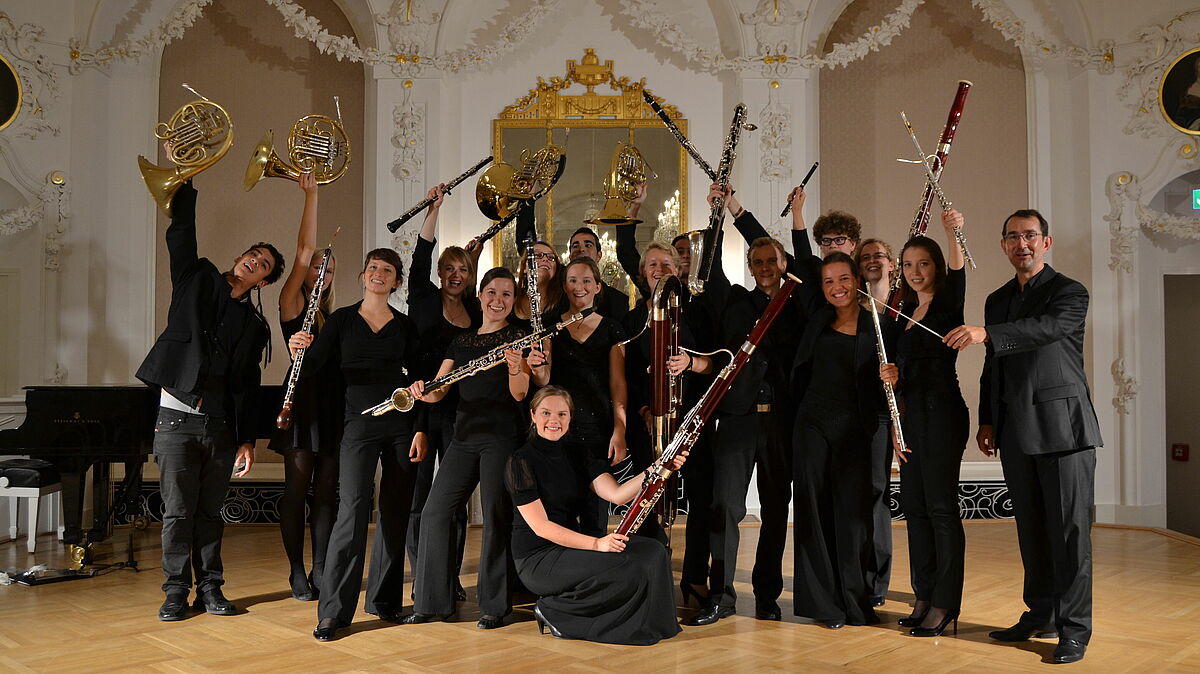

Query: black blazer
[135,182,270,445]
[790,302,890,438]
[979,265,1102,455]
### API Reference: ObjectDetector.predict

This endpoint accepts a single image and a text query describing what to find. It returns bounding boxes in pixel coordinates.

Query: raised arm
[165,181,201,284]
[616,183,648,296]
[608,341,629,465]
[279,173,319,322]
[941,208,965,272]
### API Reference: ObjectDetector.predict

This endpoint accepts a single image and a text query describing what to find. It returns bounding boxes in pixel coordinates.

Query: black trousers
[1000,443,1095,644]
[899,392,968,610]
[154,408,235,594]
[792,409,874,624]
[414,436,517,617]
[407,412,467,582]
[866,415,893,599]
[318,417,418,625]
[709,410,792,610]
[680,427,715,587]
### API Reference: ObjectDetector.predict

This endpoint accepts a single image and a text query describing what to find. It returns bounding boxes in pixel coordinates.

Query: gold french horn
[588,141,654,227]
[476,143,566,221]
[137,85,233,218]
[245,98,351,191]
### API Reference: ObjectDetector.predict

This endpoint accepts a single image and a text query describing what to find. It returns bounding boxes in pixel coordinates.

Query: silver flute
[900,112,976,269]
[867,297,909,457]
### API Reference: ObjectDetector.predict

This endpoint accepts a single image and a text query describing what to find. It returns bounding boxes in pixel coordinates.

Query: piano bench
[0,459,62,554]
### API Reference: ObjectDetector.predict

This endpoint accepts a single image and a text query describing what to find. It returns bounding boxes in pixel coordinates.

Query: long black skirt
[515,537,681,645]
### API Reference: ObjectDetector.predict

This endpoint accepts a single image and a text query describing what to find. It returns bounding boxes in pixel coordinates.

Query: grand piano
[0,384,284,561]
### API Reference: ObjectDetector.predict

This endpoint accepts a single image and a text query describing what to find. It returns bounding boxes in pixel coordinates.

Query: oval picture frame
[0,53,21,133]
[1159,47,1200,136]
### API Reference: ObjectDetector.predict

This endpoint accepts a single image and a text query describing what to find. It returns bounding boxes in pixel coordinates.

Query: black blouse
[505,435,610,559]
[300,301,419,423]
[445,323,528,443]
[896,268,966,394]
[549,315,627,432]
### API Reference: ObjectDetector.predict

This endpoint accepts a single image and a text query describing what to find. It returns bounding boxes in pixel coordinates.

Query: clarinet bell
[276,402,294,430]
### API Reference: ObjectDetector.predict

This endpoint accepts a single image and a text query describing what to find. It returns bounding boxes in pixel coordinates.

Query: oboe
[386,156,493,232]
[276,242,336,430]
[642,90,718,182]
[867,296,909,459]
[361,309,592,416]
[900,112,975,269]
[780,161,819,218]
[615,274,800,537]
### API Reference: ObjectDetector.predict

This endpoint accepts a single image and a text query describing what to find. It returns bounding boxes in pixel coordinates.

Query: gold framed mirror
[0,53,22,133]
[491,49,689,295]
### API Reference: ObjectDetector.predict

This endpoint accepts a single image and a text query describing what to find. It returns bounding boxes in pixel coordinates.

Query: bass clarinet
[276,244,334,429]
[615,274,800,537]
[692,103,755,295]
[386,156,493,233]
[885,80,971,317]
[361,309,592,416]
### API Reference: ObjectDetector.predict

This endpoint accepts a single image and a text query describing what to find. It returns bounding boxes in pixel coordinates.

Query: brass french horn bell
[245,100,352,191]
[138,85,234,218]
[588,141,654,226]
[476,144,565,221]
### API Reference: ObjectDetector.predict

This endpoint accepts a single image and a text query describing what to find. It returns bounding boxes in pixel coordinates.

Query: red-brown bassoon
[649,275,684,533]
[884,80,971,317]
[615,274,801,537]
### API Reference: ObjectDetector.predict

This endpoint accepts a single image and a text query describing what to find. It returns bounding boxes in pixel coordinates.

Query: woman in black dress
[791,252,891,629]
[404,184,480,602]
[545,257,629,536]
[516,239,564,322]
[405,267,544,629]
[287,248,425,642]
[507,385,685,645]
[879,209,970,637]
[269,172,342,601]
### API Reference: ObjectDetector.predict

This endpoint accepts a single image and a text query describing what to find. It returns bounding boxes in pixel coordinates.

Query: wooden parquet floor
[2,520,1198,673]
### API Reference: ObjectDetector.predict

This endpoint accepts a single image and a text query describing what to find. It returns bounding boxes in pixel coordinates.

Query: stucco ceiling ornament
[617,0,923,74]
[0,13,60,139]
[67,0,213,73]
[1116,11,1200,143]
[267,0,562,74]
[970,0,1115,74]
[376,0,441,77]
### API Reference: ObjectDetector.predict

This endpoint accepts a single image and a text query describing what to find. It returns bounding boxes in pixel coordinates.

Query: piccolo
[642,90,718,182]
[361,309,592,417]
[900,112,976,269]
[385,156,493,233]
[780,161,819,218]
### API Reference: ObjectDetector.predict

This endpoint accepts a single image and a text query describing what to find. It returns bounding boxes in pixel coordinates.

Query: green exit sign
[1194,188,1200,210]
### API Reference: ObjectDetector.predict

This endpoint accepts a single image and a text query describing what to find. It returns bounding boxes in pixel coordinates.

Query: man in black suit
[136,181,284,622]
[945,209,1102,664]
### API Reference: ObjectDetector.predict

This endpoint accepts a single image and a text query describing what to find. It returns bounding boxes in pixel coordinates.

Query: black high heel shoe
[909,610,959,637]
[290,571,316,602]
[313,618,342,642]
[533,605,564,638]
[679,581,708,607]
[897,607,930,628]
[399,612,447,625]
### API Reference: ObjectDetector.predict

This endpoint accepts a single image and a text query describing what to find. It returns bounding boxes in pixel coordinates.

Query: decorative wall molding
[739,0,806,78]
[0,13,60,138]
[1117,11,1200,141]
[970,1,1115,73]
[1111,358,1138,415]
[375,0,440,77]
[67,0,212,73]
[1104,171,1137,273]
[618,0,923,76]
[0,203,40,237]
[41,174,70,272]
[391,100,425,182]
[759,86,791,183]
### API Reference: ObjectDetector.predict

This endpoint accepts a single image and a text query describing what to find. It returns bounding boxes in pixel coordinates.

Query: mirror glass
[0,55,21,133]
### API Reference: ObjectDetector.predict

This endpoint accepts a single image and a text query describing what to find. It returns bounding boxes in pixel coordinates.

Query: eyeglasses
[530,252,556,262]
[817,235,850,247]
[1002,231,1043,244]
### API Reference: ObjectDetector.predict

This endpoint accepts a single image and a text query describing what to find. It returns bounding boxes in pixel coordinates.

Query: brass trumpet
[137,84,234,217]
[245,98,351,191]
[587,141,655,227]
[476,143,566,221]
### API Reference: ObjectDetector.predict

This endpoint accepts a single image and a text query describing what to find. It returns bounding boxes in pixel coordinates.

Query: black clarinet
[385,156,493,232]
[642,90,718,182]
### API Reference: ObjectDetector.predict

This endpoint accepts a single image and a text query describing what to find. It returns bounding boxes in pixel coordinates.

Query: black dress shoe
[399,612,446,625]
[290,572,316,602]
[313,619,340,642]
[754,600,781,621]
[1052,639,1086,664]
[822,620,845,629]
[158,592,190,621]
[369,609,404,622]
[689,604,735,626]
[871,595,886,608]
[988,622,1058,642]
[476,614,504,629]
[193,588,236,616]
